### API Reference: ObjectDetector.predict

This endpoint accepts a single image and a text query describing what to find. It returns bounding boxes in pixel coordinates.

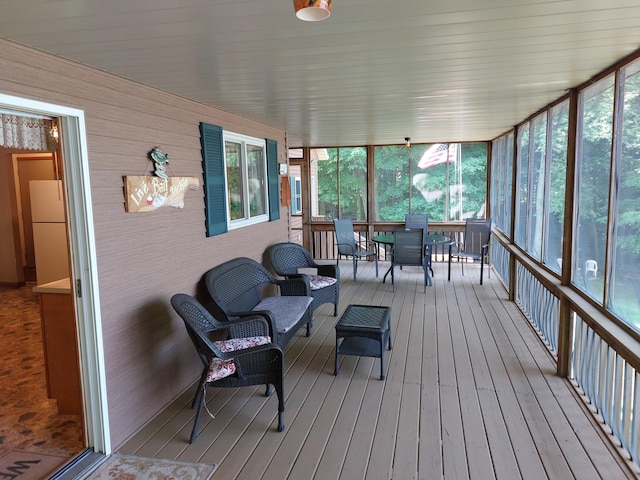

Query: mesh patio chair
[448,218,492,285]
[333,218,378,281]
[404,213,429,246]
[405,213,431,271]
[171,293,285,442]
[267,242,340,316]
[204,257,314,349]
[389,228,429,292]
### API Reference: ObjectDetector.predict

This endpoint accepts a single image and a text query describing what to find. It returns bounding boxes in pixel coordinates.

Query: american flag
[418,143,457,169]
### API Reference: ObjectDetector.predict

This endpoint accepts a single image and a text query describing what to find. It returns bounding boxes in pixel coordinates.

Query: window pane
[609,62,640,329]
[490,139,502,229]
[246,144,266,217]
[225,141,244,220]
[544,101,569,273]
[294,178,302,213]
[504,133,513,235]
[374,142,487,222]
[316,148,338,220]
[338,147,367,221]
[574,75,614,302]
[373,145,410,221]
[515,123,530,247]
[492,133,514,235]
[458,143,487,220]
[527,114,547,259]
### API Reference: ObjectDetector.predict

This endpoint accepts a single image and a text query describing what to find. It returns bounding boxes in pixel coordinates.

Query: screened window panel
[316,148,338,220]
[543,100,569,273]
[609,60,640,330]
[527,114,547,259]
[374,143,487,222]
[515,123,530,247]
[338,147,368,221]
[573,75,615,303]
[373,145,411,221]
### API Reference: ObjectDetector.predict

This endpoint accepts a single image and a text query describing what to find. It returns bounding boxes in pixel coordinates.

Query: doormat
[0,450,70,479]
[85,453,217,480]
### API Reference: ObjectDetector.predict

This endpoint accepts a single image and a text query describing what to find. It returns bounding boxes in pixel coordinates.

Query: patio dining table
[372,232,450,285]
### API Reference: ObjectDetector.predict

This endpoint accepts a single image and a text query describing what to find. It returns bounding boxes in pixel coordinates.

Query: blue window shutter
[266,138,280,221]
[200,122,227,237]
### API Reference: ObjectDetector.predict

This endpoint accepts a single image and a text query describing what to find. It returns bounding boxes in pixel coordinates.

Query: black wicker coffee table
[334,304,392,380]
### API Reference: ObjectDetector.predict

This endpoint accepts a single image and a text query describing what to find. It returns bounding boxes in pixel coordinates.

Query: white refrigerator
[29,180,70,285]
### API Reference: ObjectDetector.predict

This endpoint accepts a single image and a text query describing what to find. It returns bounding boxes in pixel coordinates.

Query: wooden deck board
[118,260,638,480]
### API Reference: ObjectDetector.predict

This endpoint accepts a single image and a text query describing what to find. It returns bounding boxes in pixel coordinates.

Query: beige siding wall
[0,38,289,448]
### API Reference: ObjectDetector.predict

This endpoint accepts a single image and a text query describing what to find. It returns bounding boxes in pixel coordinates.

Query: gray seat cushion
[253,296,313,334]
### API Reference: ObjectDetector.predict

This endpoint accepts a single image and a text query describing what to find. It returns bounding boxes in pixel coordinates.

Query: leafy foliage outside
[499,70,640,327]
[315,143,487,222]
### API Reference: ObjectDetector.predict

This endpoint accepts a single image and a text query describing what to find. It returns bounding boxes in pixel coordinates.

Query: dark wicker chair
[389,228,429,292]
[204,257,314,349]
[171,293,285,442]
[267,242,340,316]
[333,218,378,281]
[448,218,492,285]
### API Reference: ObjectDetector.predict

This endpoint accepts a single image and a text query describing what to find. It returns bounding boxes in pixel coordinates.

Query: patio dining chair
[448,218,492,285]
[333,218,378,281]
[405,213,431,268]
[171,293,285,442]
[389,228,429,292]
[267,242,340,316]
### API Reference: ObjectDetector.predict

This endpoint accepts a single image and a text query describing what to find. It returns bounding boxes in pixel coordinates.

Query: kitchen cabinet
[32,278,82,415]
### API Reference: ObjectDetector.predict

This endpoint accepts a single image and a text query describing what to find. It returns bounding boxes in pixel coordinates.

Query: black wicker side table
[334,304,392,380]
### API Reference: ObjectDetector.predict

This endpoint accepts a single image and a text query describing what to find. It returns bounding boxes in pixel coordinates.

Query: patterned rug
[85,453,217,479]
[0,450,70,479]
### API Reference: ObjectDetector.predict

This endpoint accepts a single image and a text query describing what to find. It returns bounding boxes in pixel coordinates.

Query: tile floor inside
[0,284,83,457]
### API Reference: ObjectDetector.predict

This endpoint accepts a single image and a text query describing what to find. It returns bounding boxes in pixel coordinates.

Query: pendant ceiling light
[294,0,332,21]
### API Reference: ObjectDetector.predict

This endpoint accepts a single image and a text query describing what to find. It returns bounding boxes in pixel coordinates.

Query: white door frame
[0,93,110,453]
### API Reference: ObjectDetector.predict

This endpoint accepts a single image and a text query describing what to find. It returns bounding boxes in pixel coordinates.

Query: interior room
[0,141,84,467]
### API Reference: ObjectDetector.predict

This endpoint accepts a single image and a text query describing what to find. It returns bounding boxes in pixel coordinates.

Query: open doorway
[0,94,110,469]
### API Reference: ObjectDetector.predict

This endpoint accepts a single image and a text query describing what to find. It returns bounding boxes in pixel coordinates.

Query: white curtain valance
[0,114,55,151]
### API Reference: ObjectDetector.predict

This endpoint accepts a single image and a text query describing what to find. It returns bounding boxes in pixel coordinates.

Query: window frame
[223,131,270,230]
[200,122,279,237]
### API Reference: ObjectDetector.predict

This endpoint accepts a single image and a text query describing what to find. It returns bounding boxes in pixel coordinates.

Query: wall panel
[0,38,288,449]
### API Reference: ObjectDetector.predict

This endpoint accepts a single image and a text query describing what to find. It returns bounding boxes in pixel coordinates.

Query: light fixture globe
[294,0,332,21]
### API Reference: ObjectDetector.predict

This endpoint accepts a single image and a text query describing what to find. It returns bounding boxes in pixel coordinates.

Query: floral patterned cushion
[205,357,236,382]
[213,336,271,352]
[206,336,271,382]
[308,274,337,291]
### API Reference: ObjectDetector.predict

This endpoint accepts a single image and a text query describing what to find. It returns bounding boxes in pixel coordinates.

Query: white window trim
[223,131,269,229]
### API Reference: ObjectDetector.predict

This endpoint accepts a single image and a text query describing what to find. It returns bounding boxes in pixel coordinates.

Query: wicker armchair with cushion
[171,293,285,442]
[204,257,314,349]
[267,242,340,316]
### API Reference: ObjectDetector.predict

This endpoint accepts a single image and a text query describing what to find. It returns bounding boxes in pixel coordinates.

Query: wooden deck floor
[120,261,639,480]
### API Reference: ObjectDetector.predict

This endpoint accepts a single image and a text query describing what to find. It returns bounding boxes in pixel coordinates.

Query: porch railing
[491,230,640,469]
[309,222,465,263]
[571,313,639,465]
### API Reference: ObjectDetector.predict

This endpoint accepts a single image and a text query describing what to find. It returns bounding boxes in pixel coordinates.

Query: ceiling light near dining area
[294,0,332,21]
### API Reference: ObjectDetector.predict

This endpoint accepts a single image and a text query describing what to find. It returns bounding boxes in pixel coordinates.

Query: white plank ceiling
[1,0,640,147]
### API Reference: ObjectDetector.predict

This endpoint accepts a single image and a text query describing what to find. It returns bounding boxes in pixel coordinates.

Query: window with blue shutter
[200,122,279,235]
